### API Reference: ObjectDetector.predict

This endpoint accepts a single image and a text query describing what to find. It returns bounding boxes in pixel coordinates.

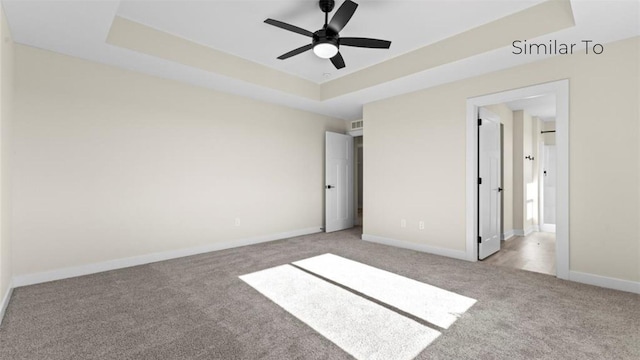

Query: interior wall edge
[513,226,539,237]
[361,234,468,261]
[0,3,15,325]
[569,271,640,295]
[12,227,322,288]
[502,229,515,241]
[0,281,12,325]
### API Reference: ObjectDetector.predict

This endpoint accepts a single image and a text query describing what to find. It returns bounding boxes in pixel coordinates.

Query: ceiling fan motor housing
[313,28,339,48]
[319,0,335,13]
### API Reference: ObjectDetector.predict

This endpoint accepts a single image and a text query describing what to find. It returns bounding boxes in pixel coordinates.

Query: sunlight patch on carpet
[240,264,440,360]
[293,253,477,329]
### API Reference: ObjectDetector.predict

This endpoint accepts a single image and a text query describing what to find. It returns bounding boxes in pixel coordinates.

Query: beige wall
[542,121,556,145]
[514,110,540,231]
[12,45,345,277]
[513,111,542,232]
[483,104,514,236]
[532,116,541,227]
[512,111,525,231]
[0,8,14,307]
[364,36,639,282]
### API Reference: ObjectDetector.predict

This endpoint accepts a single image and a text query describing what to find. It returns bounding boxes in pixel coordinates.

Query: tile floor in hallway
[482,232,556,275]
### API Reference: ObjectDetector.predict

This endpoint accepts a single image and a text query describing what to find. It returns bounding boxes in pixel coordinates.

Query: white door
[325,132,354,232]
[478,108,502,260]
[542,145,557,232]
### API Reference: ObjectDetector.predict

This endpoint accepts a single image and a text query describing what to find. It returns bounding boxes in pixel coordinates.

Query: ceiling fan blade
[340,37,391,49]
[330,52,345,69]
[277,44,313,60]
[328,0,358,33]
[264,18,314,37]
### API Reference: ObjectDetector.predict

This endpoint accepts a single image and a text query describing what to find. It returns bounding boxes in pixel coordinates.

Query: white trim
[466,80,569,279]
[0,282,13,325]
[540,224,556,233]
[347,129,363,137]
[538,141,546,232]
[12,227,322,288]
[465,99,478,261]
[554,80,570,280]
[569,271,640,294]
[501,229,516,241]
[362,234,468,261]
[513,225,539,237]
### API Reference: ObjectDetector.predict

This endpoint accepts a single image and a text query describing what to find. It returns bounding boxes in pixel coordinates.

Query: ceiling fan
[264,0,391,70]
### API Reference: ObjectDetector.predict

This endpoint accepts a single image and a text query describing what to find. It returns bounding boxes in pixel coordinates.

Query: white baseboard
[502,229,516,241]
[540,224,556,233]
[514,225,538,237]
[569,271,640,294]
[361,234,468,261]
[13,227,322,288]
[0,282,13,326]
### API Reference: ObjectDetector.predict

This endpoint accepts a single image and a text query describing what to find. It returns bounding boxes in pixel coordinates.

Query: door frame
[346,130,363,227]
[465,80,569,280]
[353,137,363,226]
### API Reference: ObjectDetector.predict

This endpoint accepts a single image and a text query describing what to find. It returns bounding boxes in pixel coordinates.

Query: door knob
[498,187,503,192]
[326,185,334,189]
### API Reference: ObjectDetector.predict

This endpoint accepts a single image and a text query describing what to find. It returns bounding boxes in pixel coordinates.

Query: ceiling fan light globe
[313,43,338,59]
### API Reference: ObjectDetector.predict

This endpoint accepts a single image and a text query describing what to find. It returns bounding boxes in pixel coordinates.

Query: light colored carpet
[0,227,638,359]
[240,264,440,360]
[293,253,476,329]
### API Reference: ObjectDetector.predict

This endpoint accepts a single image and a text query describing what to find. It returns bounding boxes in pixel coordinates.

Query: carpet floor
[1,228,638,359]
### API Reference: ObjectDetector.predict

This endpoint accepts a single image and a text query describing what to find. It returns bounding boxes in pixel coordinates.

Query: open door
[541,144,557,232]
[325,132,354,232]
[478,108,502,260]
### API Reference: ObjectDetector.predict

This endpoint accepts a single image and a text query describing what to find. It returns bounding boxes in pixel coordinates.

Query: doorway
[325,131,354,233]
[324,131,362,233]
[466,80,569,280]
[478,95,556,275]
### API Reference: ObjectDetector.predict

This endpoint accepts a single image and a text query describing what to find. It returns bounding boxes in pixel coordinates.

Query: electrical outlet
[419,221,425,230]
[234,218,241,227]
[401,219,406,228]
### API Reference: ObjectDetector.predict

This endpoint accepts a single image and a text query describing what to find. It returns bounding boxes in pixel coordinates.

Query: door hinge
[477,236,482,244]
[478,177,482,185]
[478,118,482,126]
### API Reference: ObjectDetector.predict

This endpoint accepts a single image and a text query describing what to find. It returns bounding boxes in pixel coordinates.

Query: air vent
[351,120,363,130]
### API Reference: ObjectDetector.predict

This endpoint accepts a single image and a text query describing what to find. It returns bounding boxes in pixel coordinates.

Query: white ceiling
[115,0,545,83]
[506,94,556,121]
[3,0,639,120]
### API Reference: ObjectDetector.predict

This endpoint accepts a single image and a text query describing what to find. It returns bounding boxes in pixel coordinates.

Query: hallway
[483,232,556,275]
